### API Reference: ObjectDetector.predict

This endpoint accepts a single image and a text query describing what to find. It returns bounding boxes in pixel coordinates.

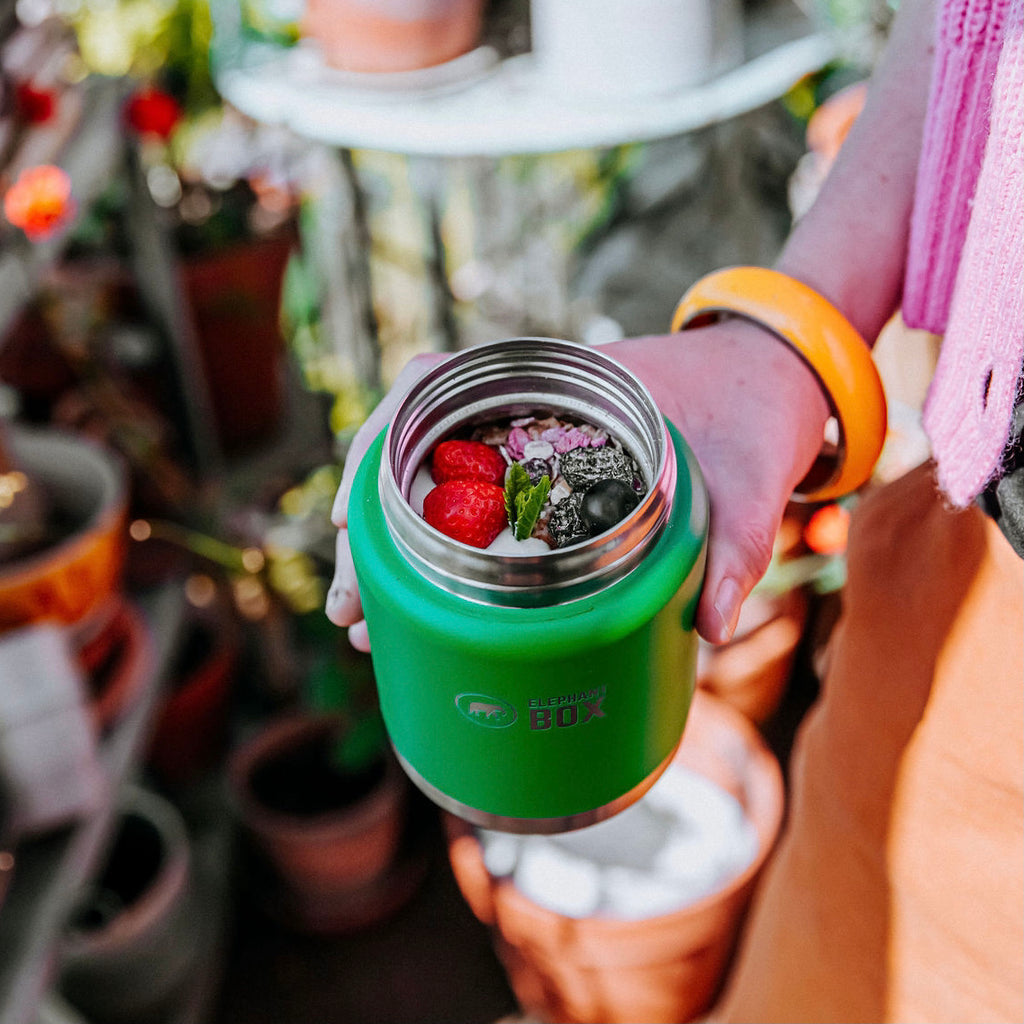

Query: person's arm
[328,0,939,651]
[609,0,938,643]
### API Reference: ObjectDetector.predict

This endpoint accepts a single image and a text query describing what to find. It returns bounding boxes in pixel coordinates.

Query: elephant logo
[455,692,517,728]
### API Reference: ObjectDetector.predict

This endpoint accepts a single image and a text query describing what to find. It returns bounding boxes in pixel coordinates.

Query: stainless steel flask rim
[379,337,678,607]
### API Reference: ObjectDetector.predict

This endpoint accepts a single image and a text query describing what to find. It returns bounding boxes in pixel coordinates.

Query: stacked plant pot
[57,786,203,1024]
[227,712,428,934]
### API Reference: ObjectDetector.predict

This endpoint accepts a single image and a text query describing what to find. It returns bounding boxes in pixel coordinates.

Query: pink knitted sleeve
[903,0,1010,334]
[921,0,1024,506]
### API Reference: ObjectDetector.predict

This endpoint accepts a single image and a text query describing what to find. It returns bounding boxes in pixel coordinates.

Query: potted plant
[127,460,430,933]
[145,580,242,788]
[223,467,428,933]
[0,423,130,644]
[226,705,420,934]
[64,0,309,456]
[57,785,203,1024]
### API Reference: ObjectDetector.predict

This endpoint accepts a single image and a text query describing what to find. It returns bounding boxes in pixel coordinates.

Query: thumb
[331,352,449,529]
[695,486,788,646]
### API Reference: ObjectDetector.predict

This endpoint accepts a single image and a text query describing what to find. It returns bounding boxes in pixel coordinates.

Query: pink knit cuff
[903,0,1010,334]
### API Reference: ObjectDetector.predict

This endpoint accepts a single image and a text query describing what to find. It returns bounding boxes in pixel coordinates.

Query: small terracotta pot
[0,427,127,634]
[79,598,154,735]
[227,712,417,933]
[146,598,241,787]
[58,786,200,1024]
[302,0,486,73]
[445,690,785,1024]
[697,586,809,725]
[182,233,293,454]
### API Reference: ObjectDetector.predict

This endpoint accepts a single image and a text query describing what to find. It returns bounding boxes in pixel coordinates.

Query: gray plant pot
[57,785,200,1024]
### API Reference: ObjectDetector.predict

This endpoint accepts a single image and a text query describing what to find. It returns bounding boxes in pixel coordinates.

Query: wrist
[671,266,888,502]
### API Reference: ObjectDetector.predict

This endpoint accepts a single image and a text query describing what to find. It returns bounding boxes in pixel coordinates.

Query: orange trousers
[714,462,1024,1023]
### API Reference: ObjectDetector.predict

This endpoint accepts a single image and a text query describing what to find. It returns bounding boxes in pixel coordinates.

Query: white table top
[212,8,837,157]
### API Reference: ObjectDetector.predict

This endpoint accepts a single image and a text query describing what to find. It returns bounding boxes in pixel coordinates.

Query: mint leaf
[503,463,551,541]
[514,475,550,540]
[504,462,530,531]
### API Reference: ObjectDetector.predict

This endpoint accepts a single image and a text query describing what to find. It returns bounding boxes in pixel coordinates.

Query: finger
[695,482,786,645]
[331,406,389,528]
[325,528,364,627]
[331,353,449,528]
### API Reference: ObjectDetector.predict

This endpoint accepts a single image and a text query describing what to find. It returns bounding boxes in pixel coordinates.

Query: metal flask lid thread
[379,337,678,607]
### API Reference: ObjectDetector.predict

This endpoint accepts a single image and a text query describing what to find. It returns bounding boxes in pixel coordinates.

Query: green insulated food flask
[347,338,708,833]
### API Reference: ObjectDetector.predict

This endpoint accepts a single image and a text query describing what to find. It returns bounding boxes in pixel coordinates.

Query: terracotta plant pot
[301,0,486,73]
[696,586,809,726]
[58,786,201,1024]
[79,598,154,735]
[445,690,785,1024]
[227,712,422,933]
[181,233,293,454]
[146,597,241,787]
[0,426,128,635]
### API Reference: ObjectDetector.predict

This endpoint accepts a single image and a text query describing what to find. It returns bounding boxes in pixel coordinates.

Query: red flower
[3,165,75,240]
[125,86,182,140]
[15,82,56,123]
[803,503,851,556]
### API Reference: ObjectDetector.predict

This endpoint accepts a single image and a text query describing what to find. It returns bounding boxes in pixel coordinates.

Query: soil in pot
[248,727,387,817]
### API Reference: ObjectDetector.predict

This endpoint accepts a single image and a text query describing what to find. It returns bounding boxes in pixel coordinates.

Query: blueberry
[520,457,551,486]
[579,478,640,534]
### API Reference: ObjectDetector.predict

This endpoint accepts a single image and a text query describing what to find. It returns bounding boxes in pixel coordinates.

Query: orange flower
[3,165,75,240]
[804,502,851,555]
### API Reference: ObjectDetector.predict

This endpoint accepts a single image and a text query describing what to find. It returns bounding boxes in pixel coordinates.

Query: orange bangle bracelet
[671,266,888,503]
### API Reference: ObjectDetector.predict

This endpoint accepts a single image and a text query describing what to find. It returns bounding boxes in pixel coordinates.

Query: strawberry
[431,440,507,486]
[422,479,507,548]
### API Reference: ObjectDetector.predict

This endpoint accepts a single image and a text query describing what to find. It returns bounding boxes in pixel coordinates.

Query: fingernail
[713,577,743,643]
[348,620,371,653]
[325,579,346,620]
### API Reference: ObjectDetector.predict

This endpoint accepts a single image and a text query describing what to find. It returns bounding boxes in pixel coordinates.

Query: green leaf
[514,476,551,541]
[504,462,530,531]
[503,463,551,541]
